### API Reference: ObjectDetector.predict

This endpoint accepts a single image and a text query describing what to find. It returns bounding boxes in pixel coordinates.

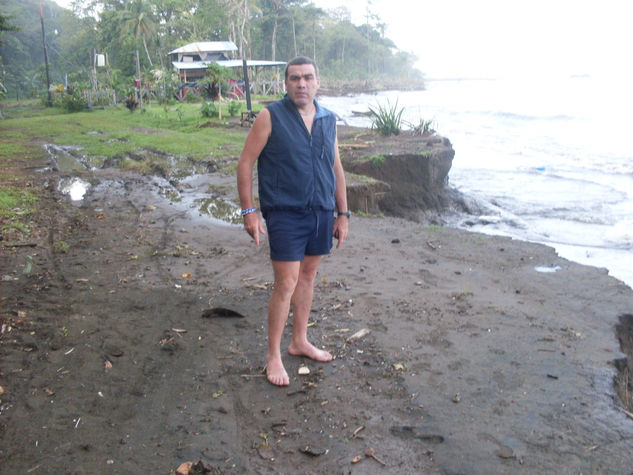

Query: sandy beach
[1,137,633,473]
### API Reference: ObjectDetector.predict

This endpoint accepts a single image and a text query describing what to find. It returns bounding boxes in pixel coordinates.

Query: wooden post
[242,59,251,113]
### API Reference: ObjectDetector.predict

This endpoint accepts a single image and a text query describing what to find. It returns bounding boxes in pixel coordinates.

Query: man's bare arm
[236,109,272,245]
[332,135,349,248]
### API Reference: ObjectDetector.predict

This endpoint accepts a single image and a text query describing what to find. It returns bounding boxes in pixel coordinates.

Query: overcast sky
[315,0,632,78]
[52,0,631,79]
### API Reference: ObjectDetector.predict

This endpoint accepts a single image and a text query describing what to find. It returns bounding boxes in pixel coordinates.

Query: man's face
[285,63,320,108]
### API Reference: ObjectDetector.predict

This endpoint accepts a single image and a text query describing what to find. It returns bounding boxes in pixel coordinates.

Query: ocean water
[319,76,633,288]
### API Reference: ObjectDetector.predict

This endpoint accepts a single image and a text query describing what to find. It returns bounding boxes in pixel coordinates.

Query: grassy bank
[0,99,257,241]
[1,100,252,161]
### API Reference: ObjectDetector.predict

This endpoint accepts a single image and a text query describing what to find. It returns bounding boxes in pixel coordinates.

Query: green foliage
[199,64,233,100]
[54,86,89,112]
[370,155,386,168]
[200,101,217,118]
[0,0,423,100]
[0,13,20,42]
[228,101,241,117]
[124,94,139,112]
[0,12,19,98]
[368,100,404,136]
[406,118,436,136]
[120,0,157,66]
[184,90,198,103]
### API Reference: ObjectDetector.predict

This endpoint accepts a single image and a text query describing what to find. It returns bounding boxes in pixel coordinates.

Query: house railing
[250,80,284,96]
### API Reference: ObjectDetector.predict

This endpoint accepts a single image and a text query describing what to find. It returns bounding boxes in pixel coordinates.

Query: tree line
[0,0,422,100]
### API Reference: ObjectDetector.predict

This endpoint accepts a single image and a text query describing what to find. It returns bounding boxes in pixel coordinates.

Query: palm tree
[121,0,157,67]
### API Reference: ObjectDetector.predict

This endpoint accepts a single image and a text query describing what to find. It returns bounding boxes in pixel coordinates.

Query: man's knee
[297,268,318,287]
[298,256,321,283]
[274,274,298,298]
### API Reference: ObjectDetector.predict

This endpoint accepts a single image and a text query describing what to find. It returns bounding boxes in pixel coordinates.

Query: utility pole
[92,48,98,91]
[135,50,143,109]
[39,2,52,105]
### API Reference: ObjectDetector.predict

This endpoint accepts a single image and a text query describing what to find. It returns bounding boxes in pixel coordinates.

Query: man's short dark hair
[285,56,319,79]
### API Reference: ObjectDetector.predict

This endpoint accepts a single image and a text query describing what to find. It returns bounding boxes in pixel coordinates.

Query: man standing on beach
[237,56,349,386]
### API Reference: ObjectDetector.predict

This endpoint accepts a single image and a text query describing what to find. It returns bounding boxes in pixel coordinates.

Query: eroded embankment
[615,314,633,412]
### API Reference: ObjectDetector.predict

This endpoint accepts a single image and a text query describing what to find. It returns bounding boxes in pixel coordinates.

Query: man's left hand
[333,216,349,248]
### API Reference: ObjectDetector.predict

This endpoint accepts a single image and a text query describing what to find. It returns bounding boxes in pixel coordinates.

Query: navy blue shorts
[263,209,334,261]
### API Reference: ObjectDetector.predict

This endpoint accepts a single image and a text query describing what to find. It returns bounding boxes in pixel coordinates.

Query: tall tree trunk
[312,19,316,62]
[142,35,153,67]
[292,15,297,56]
[271,16,278,61]
[244,0,252,59]
[342,36,345,64]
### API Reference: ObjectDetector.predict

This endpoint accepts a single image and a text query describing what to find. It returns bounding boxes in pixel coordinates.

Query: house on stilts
[168,41,286,98]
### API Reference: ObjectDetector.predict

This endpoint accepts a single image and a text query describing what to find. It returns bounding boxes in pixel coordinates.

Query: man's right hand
[243,212,266,245]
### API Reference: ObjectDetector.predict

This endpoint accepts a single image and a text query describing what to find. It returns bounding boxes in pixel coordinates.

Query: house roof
[168,41,238,55]
[172,60,287,71]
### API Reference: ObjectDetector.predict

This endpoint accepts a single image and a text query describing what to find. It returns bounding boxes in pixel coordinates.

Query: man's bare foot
[288,341,333,362]
[265,355,289,386]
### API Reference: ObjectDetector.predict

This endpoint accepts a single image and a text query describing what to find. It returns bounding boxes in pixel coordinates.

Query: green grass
[0,142,33,159]
[1,102,249,163]
[352,154,388,168]
[0,188,38,237]
[0,98,66,119]
[345,172,378,184]
[0,187,38,218]
[0,135,46,167]
[52,240,70,253]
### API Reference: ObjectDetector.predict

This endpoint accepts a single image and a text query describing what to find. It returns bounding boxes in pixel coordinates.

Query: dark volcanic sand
[1,143,633,474]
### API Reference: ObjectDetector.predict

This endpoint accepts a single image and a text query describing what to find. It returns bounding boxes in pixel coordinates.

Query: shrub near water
[368,100,404,136]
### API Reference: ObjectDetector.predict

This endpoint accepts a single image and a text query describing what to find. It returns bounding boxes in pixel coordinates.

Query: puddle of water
[195,197,242,224]
[59,177,90,201]
[534,265,562,273]
[45,143,238,224]
[151,153,215,179]
[44,144,105,171]
[151,175,240,225]
[44,144,215,179]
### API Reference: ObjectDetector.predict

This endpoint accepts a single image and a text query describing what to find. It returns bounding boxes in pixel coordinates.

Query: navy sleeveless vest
[257,95,337,212]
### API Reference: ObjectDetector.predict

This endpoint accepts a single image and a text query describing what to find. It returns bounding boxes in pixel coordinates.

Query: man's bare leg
[266,260,300,386]
[288,255,333,362]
